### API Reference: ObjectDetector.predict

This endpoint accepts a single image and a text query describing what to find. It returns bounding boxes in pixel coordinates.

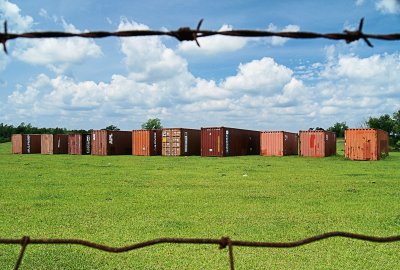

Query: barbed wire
[1,18,400,54]
[1,231,399,270]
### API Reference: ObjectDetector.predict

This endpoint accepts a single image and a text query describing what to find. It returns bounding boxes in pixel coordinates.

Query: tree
[141,118,162,130]
[366,114,395,135]
[105,125,120,131]
[327,122,348,137]
[393,110,400,136]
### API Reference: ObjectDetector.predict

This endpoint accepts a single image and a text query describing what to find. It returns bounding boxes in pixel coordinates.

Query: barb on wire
[1,18,400,54]
[1,231,399,270]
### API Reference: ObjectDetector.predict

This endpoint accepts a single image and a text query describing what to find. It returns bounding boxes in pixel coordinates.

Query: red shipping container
[201,127,260,157]
[345,128,389,160]
[11,134,41,154]
[132,130,162,156]
[68,134,91,155]
[260,131,298,156]
[162,128,201,156]
[91,130,132,156]
[41,134,68,154]
[299,130,336,157]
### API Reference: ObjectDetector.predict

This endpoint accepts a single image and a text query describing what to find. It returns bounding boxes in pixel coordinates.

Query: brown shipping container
[41,134,68,154]
[260,131,298,156]
[68,134,91,155]
[201,127,260,157]
[299,130,336,157]
[345,128,389,160]
[162,128,201,156]
[132,130,162,156]
[12,134,41,154]
[91,130,132,156]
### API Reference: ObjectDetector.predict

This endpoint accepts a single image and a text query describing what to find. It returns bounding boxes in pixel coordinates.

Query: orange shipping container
[68,134,91,155]
[132,130,162,156]
[345,128,389,160]
[12,134,41,154]
[201,127,260,157]
[91,130,132,156]
[41,134,68,154]
[162,128,201,156]
[260,131,298,156]
[299,130,336,157]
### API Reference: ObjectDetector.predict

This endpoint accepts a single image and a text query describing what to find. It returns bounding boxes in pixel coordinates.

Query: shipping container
[132,129,162,156]
[162,128,201,156]
[344,128,389,160]
[260,131,298,156]
[201,127,260,157]
[11,134,41,154]
[91,130,132,156]
[41,134,68,154]
[68,134,91,155]
[299,130,336,157]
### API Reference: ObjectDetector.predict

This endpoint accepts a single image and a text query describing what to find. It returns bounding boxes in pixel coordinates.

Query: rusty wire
[1,232,399,270]
[1,18,400,54]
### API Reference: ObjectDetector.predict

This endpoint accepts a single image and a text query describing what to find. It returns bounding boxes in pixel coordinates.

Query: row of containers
[11,127,389,160]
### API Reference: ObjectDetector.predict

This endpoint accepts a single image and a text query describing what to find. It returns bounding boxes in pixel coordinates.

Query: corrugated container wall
[299,131,336,157]
[260,131,298,156]
[12,134,41,154]
[68,134,91,155]
[91,130,132,156]
[345,128,389,160]
[41,134,68,154]
[162,128,201,156]
[201,127,260,157]
[132,130,162,156]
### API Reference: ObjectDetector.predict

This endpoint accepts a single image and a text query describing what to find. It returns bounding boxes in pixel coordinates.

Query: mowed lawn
[0,141,399,269]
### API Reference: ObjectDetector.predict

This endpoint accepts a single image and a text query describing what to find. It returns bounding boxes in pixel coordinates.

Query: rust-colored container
[91,130,132,156]
[68,134,91,155]
[299,130,336,157]
[132,130,162,156]
[11,134,41,154]
[41,134,68,154]
[345,128,389,160]
[201,127,260,157]
[162,128,201,156]
[260,131,298,156]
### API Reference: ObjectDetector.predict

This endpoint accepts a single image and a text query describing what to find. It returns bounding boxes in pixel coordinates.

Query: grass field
[0,141,399,269]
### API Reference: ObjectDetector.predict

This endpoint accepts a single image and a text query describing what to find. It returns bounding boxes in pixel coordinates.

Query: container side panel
[300,131,327,157]
[52,135,68,154]
[68,134,82,155]
[91,130,107,156]
[107,131,132,155]
[201,128,223,157]
[41,134,53,154]
[11,134,22,154]
[24,135,41,154]
[260,132,284,156]
[345,129,389,160]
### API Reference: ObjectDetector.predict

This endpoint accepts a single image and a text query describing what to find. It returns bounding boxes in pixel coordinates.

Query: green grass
[0,142,399,269]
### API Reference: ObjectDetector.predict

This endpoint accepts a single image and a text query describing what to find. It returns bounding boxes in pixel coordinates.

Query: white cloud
[0,0,33,32]
[118,19,190,83]
[222,57,293,94]
[178,24,249,55]
[375,0,400,13]
[12,19,102,71]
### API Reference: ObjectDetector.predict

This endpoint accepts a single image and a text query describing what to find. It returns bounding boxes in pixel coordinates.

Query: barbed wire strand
[1,18,400,54]
[1,231,399,270]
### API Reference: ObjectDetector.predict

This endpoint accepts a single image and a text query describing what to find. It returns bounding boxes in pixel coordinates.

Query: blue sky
[0,0,399,131]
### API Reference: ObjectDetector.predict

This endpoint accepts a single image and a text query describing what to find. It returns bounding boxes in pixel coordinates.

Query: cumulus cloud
[355,0,365,6]
[0,0,33,32]
[375,0,400,13]
[11,18,102,72]
[222,57,293,94]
